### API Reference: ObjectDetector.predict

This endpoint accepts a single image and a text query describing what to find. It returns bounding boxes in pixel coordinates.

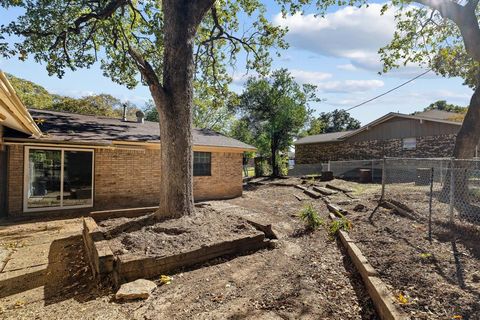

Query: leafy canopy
[6,73,140,117]
[304,109,360,135]
[377,0,480,88]
[233,68,318,156]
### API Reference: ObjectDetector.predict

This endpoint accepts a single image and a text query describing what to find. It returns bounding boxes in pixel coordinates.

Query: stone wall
[7,146,244,215]
[295,134,456,164]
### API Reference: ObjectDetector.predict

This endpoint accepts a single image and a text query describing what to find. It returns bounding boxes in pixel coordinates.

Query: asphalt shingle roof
[6,109,255,150]
[294,130,355,145]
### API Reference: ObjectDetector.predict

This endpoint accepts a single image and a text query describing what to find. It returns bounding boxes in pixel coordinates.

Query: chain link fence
[381,157,480,235]
[317,157,480,234]
[327,159,383,182]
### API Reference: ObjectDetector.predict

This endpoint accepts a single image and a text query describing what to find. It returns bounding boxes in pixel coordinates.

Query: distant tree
[301,117,326,137]
[7,73,140,117]
[236,69,318,177]
[6,73,54,109]
[143,101,159,122]
[143,85,237,133]
[424,100,467,114]
[314,109,360,133]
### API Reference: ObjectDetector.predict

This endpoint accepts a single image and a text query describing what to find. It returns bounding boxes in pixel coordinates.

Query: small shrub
[329,217,353,237]
[298,204,323,230]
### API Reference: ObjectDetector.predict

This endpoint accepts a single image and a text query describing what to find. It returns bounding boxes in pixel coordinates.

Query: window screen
[194,152,211,176]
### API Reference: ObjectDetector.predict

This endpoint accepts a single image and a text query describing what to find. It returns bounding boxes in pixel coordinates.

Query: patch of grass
[329,216,353,237]
[298,203,324,230]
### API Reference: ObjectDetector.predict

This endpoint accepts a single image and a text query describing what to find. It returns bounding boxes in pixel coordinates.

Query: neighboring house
[294,110,464,165]
[0,72,255,217]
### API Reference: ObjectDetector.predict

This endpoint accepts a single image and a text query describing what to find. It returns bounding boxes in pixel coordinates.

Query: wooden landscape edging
[326,206,408,320]
[82,217,115,278]
[115,232,267,285]
[82,214,274,287]
[90,206,158,221]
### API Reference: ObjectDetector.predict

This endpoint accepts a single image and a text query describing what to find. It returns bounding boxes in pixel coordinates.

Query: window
[402,137,416,150]
[193,152,211,176]
[25,147,94,211]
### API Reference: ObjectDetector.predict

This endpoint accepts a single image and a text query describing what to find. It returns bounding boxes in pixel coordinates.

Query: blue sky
[0,2,473,125]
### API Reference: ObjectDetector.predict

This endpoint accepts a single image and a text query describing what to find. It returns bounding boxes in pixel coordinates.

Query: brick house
[294,111,464,166]
[0,73,254,217]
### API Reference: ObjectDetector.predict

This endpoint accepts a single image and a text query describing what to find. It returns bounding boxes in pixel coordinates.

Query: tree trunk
[152,0,213,219]
[447,78,480,222]
[453,81,480,159]
[271,142,279,177]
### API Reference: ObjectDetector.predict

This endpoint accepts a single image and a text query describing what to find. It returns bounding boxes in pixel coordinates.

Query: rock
[115,279,157,301]
[353,204,367,212]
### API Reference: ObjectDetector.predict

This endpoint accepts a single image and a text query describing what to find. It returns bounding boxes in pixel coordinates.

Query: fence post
[371,159,374,182]
[449,158,455,223]
[428,167,434,241]
[328,160,331,172]
[380,157,386,200]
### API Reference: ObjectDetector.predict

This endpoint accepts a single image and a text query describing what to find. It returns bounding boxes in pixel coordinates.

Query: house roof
[413,109,461,121]
[294,111,462,145]
[4,109,256,151]
[294,130,355,145]
[0,71,42,137]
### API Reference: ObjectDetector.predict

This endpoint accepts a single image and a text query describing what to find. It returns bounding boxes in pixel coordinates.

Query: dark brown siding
[348,118,460,142]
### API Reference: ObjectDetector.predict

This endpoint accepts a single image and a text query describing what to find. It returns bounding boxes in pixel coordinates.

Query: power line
[345,68,432,112]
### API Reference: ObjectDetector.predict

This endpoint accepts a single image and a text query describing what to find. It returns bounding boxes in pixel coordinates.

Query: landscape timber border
[82,207,276,287]
[326,202,408,320]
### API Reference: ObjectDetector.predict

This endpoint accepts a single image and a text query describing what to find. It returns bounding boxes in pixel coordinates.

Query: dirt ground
[103,206,261,257]
[325,180,480,320]
[0,178,377,320]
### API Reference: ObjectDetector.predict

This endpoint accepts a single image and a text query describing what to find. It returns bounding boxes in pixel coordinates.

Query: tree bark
[271,142,278,177]
[152,0,214,219]
[453,79,480,159]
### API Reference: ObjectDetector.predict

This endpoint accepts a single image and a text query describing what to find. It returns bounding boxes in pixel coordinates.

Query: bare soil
[102,206,260,257]
[324,179,480,319]
[0,178,378,319]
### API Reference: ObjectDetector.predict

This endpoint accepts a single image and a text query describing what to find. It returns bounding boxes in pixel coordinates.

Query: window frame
[23,146,95,212]
[402,137,417,150]
[193,151,212,177]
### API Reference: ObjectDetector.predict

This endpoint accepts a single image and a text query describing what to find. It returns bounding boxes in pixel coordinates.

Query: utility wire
[345,68,432,112]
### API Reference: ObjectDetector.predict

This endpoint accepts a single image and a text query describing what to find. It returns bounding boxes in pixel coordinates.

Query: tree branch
[415,0,480,61]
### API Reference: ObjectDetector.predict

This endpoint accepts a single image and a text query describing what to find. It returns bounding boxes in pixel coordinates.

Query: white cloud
[337,64,358,71]
[317,79,384,93]
[274,4,428,77]
[289,69,332,83]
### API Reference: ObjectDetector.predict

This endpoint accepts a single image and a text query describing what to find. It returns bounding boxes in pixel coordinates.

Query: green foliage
[6,73,54,109]
[377,1,479,88]
[253,157,271,177]
[329,217,353,237]
[234,69,318,175]
[298,203,323,230]
[317,109,360,133]
[423,100,467,114]
[0,0,292,95]
[6,73,141,118]
[302,117,326,136]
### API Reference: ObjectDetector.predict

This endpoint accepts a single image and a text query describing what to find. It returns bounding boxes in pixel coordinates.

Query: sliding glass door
[25,147,94,211]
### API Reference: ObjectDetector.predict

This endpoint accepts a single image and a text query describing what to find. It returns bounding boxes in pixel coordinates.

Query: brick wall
[6,146,244,215]
[7,144,23,215]
[295,134,456,164]
[194,152,243,201]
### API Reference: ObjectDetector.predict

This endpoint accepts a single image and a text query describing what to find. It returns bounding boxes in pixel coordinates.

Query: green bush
[298,204,323,230]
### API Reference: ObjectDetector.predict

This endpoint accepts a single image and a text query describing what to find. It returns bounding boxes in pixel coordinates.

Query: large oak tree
[0,0,296,218]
